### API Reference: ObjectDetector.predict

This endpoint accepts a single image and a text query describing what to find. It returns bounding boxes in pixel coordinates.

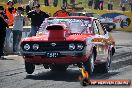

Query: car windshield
[39,18,92,34]
[69,12,100,19]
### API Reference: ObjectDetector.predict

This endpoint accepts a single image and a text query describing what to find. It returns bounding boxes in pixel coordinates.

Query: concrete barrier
[4,26,31,55]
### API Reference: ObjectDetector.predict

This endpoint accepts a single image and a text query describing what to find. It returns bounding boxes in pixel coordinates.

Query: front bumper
[21,51,88,64]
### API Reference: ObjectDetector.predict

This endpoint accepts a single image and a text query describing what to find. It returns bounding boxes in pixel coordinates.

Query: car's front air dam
[23,55,87,64]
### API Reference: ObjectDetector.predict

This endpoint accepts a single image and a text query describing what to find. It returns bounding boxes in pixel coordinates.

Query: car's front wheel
[25,61,35,74]
[83,53,95,75]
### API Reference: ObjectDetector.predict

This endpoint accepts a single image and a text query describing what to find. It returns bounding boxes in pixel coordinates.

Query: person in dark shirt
[53,0,58,7]
[62,0,67,8]
[0,6,9,59]
[88,0,94,9]
[94,0,100,10]
[44,0,49,6]
[108,0,113,10]
[27,4,49,36]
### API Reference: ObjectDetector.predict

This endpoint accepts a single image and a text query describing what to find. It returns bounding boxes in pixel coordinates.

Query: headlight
[77,43,84,50]
[24,44,30,51]
[69,43,75,50]
[32,44,39,50]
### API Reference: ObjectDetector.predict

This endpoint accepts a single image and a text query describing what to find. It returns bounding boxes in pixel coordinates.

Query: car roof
[48,16,95,19]
[69,12,96,14]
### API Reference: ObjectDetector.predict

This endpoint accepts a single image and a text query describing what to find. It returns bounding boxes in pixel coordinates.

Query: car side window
[93,21,99,34]
[96,20,105,35]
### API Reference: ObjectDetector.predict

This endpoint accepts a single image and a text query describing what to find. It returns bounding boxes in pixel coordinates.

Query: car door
[93,20,109,61]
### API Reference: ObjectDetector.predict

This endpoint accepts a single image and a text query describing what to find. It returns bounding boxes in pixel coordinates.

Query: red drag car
[20,16,115,75]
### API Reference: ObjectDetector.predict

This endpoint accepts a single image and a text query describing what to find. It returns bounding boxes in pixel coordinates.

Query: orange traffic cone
[80,67,91,86]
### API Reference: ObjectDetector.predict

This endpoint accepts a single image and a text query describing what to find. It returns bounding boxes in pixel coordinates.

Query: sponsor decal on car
[101,13,131,29]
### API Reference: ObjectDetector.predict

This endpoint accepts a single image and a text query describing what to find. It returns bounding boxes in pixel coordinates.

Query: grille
[21,42,69,52]
[21,41,85,52]
[39,42,69,51]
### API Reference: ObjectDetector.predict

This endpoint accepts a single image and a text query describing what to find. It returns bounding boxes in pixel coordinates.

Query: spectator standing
[62,0,67,8]
[99,0,104,10]
[88,0,93,9]
[44,0,49,6]
[5,0,16,26]
[94,0,100,10]
[0,6,9,59]
[120,0,128,11]
[108,0,114,10]
[13,7,24,53]
[129,0,132,11]
[27,4,50,37]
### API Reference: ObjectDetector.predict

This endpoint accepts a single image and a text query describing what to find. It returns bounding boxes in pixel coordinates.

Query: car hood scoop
[47,25,67,41]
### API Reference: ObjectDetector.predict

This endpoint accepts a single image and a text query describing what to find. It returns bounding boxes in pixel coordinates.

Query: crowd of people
[87,0,132,11]
[10,0,132,11]
[0,0,132,59]
[0,0,50,59]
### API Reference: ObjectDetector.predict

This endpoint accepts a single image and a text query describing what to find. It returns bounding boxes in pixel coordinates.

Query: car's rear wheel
[25,61,35,74]
[50,65,68,71]
[95,51,112,73]
[83,53,95,75]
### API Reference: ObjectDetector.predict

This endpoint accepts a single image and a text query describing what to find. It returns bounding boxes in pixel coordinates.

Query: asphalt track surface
[0,31,132,88]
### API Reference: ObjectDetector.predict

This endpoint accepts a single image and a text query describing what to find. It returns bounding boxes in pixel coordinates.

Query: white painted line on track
[4,55,19,58]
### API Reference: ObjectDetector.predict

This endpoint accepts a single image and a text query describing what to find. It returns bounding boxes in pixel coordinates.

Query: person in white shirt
[13,7,24,53]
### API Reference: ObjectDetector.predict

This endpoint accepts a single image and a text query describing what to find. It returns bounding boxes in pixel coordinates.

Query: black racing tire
[83,53,95,76]
[120,18,131,28]
[25,61,35,74]
[50,65,68,71]
[95,51,112,73]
